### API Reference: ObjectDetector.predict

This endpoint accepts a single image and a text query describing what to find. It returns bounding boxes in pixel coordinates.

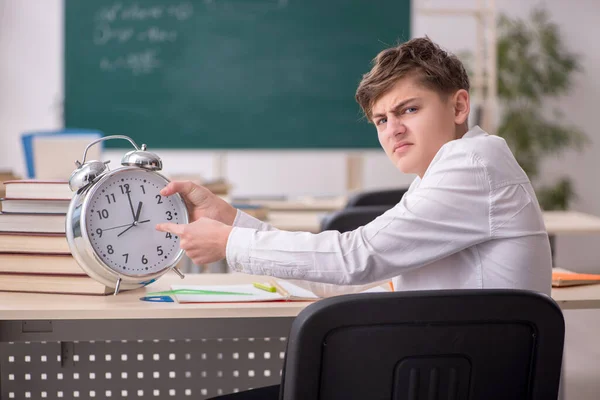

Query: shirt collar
[462,125,488,139]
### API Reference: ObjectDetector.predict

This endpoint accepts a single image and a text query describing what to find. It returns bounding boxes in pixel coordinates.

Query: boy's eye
[404,107,417,114]
[376,117,387,126]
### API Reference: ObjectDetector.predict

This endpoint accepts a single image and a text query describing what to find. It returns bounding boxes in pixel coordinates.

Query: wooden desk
[266,210,600,235]
[0,273,310,321]
[0,273,303,399]
[267,210,324,232]
[543,211,600,234]
[233,196,347,212]
[2,272,598,399]
[551,284,600,310]
[1,272,597,318]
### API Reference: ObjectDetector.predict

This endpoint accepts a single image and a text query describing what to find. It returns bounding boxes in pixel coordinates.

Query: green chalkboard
[65,0,410,149]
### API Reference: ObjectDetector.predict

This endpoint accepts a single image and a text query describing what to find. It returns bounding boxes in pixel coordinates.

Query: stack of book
[0,170,20,211]
[0,179,112,295]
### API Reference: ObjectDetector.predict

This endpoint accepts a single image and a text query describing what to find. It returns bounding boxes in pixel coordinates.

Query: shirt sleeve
[231,208,390,296]
[226,145,492,286]
[232,208,278,231]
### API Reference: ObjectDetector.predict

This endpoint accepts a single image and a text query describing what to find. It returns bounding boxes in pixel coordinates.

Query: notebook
[170,280,388,303]
[552,270,600,287]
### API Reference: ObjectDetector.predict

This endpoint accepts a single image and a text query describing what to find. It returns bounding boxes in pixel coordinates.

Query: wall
[0,0,414,198]
[1,0,599,270]
[414,0,600,272]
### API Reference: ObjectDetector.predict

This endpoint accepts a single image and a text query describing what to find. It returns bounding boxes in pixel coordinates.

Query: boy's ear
[453,89,470,125]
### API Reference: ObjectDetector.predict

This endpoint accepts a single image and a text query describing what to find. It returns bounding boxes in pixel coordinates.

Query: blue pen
[140,295,175,303]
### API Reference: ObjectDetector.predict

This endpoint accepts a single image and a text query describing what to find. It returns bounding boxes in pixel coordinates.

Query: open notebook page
[170,284,284,303]
[171,280,389,303]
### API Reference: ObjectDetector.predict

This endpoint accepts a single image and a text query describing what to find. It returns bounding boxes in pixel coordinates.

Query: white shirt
[226,126,552,296]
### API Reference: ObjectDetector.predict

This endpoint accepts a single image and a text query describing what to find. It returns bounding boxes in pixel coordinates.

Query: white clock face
[84,168,187,276]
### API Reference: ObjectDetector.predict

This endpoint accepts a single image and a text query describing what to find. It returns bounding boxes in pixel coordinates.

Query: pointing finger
[155,222,185,236]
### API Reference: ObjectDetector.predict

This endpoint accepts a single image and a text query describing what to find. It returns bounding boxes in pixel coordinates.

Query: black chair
[319,205,390,233]
[345,188,409,208]
[280,289,564,400]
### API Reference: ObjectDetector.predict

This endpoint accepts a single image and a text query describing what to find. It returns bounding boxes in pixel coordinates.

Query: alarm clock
[66,135,188,295]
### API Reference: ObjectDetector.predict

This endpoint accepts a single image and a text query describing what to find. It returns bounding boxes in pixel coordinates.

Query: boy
[156,37,551,298]
[157,36,552,400]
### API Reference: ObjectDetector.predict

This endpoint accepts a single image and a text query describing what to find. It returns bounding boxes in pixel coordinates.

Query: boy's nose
[386,116,407,137]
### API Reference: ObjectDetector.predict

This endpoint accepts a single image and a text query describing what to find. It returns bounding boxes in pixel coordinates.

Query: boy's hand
[156,218,233,265]
[161,181,237,225]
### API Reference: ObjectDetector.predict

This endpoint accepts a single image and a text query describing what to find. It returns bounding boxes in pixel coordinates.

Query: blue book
[21,129,103,178]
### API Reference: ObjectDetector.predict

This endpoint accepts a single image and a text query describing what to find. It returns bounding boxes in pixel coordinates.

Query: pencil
[269,280,290,298]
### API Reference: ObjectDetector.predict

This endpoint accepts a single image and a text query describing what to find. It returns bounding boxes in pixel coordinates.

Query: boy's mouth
[393,142,413,153]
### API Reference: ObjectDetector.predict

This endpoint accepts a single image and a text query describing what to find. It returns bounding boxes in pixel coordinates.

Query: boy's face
[371,75,467,177]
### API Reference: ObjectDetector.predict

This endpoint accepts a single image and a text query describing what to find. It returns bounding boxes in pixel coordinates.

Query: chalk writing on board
[94,25,134,45]
[137,27,178,43]
[94,2,192,74]
[100,49,161,75]
[95,2,193,22]
[94,25,177,45]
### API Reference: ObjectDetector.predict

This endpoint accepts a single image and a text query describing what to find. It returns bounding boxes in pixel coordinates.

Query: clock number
[157,246,164,256]
[156,194,163,204]
[166,232,172,239]
[107,245,114,254]
[122,253,129,263]
[140,184,146,194]
[166,211,173,220]
[96,209,109,220]
[142,255,148,264]
[96,228,103,238]
[119,184,131,194]
[105,193,116,204]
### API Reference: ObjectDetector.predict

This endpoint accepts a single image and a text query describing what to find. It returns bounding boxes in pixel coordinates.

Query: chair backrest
[345,188,408,208]
[320,205,390,233]
[280,290,564,400]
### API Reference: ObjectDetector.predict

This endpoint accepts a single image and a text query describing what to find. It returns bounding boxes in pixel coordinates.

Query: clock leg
[172,267,185,279]
[114,277,122,295]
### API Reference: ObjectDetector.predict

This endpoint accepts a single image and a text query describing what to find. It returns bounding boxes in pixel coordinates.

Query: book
[32,135,102,180]
[0,273,112,295]
[0,253,84,275]
[0,198,70,214]
[0,212,66,233]
[170,280,388,303]
[0,232,70,254]
[166,174,232,195]
[4,180,72,200]
[552,270,600,287]
[21,129,102,179]
[203,178,231,195]
[0,171,21,210]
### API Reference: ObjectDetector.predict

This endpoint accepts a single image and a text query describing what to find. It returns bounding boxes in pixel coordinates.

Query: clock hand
[134,201,143,222]
[126,191,136,222]
[117,224,134,237]
[103,219,151,233]
[116,219,151,237]
[102,222,135,232]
